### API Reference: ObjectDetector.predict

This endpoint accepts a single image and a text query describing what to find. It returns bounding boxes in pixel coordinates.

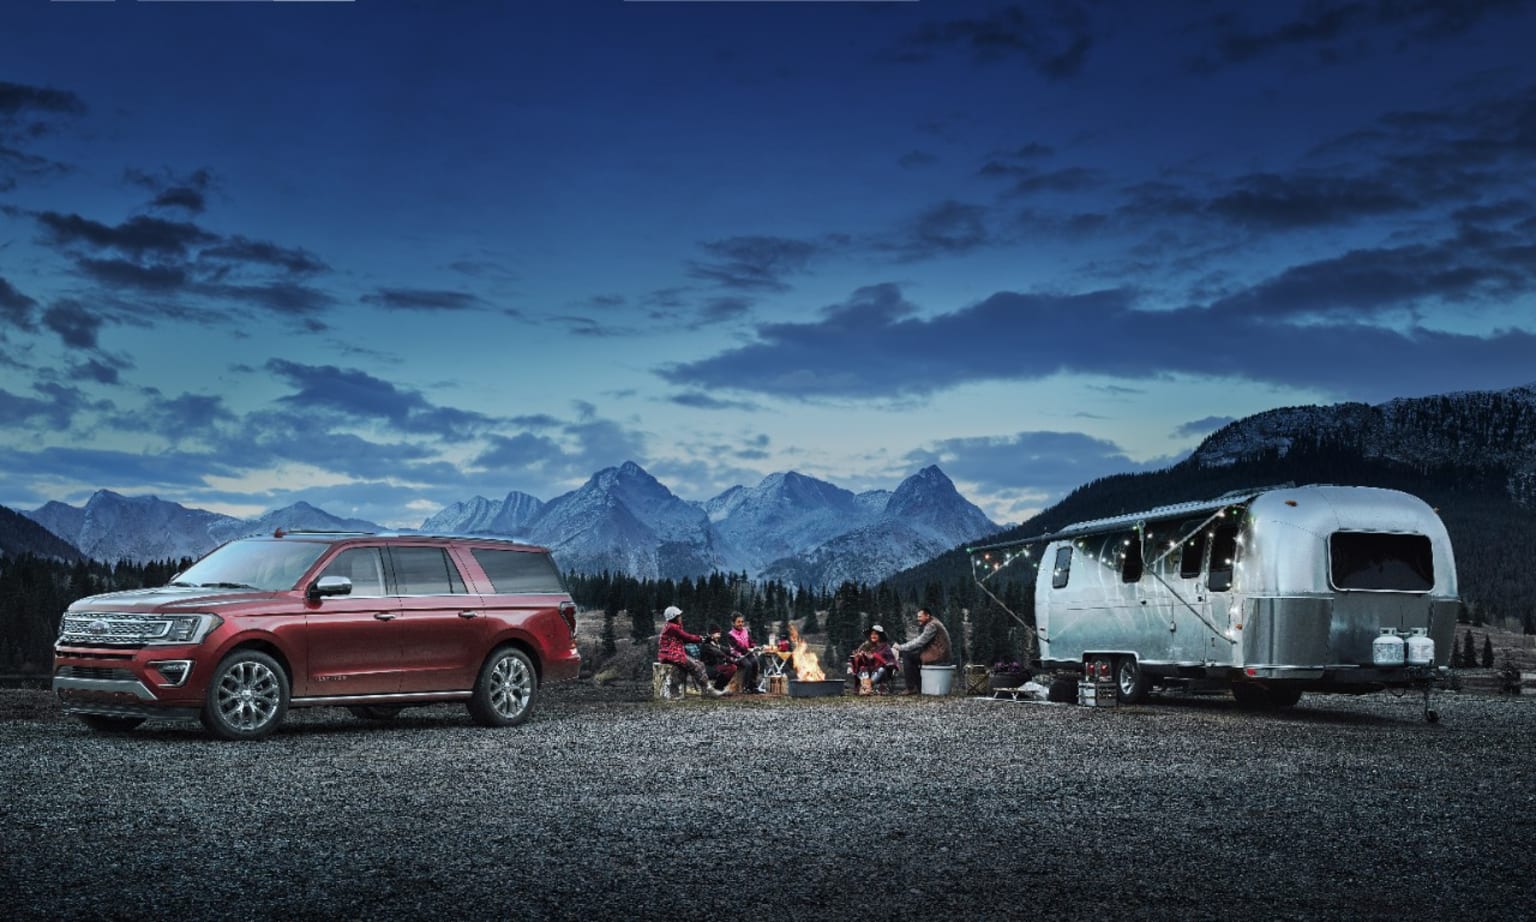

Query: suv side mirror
[309,575,354,600]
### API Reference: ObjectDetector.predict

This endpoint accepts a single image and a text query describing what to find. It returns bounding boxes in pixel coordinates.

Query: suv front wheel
[468,647,537,727]
[201,649,289,740]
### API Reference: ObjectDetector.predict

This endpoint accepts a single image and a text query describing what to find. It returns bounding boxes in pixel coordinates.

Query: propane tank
[1372,628,1406,666]
[1405,628,1435,666]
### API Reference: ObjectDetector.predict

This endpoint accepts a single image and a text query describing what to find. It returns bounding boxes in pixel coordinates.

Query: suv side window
[471,548,564,593]
[390,547,467,596]
[319,547,387,596]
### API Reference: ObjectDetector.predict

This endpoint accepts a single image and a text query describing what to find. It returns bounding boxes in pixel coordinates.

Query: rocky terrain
[2,682,1530,921]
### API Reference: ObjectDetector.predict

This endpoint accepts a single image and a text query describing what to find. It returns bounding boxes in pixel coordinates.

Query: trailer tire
[1115,656,1151,704]
[1047,674,1077,703]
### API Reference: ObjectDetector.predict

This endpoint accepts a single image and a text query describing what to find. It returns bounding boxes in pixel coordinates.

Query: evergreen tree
[1461,630,1477,668]
[1481,635,1495,668]
[600,611,618,657]
[630,606,655,642]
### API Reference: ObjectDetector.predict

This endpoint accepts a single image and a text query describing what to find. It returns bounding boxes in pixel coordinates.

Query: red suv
[52,532,581,740]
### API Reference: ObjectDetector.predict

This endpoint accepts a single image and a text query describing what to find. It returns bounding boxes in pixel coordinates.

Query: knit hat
[663,605,683,621]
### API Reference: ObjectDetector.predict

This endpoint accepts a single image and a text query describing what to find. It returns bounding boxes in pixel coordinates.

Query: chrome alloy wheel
[215,658,282,731]
[488,652,533,721]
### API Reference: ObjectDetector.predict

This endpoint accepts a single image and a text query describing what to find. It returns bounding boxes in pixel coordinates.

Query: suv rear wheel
[201,650,289,740]
[468,647,537,727]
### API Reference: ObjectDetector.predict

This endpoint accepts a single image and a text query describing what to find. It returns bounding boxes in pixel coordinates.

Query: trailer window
[1329,533,1434,592]
[1051,546,1072,589]
[1179,526,1206,580]
[1207,524,1238,592]
[1120,532,1143,583]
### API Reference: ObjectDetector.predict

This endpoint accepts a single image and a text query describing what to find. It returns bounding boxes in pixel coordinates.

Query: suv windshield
[172,539,332,592]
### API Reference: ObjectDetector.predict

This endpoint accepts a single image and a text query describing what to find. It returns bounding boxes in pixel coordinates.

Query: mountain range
[11,463,1003,585]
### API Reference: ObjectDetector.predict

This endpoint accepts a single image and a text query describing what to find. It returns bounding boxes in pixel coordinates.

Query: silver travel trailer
[970,485,1458,718]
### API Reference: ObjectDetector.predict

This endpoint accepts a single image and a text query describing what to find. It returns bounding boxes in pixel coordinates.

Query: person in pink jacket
[658,605,725,698]
[725,612,762,693]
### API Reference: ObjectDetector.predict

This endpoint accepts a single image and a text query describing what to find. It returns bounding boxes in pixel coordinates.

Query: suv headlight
[160,613,222,644]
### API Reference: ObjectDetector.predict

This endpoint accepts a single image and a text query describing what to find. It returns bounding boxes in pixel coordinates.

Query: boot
[706,684,728,698]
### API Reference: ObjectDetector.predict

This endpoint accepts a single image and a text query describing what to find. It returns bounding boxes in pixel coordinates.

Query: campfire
[793,636,824,682]
[787,634,843,698]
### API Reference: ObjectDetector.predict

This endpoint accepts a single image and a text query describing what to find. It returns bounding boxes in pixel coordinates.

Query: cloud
[880,201,995,261]
[265,359,494,438]
[71,357,125,386]
[667,391,759,412]
[668,277,1536,403]
[42,301,104,349]
[126,167,215,215]
[475,432,564,469]
[906,430,1160,498]
[0,382,106,430]
[472,413,651,488]
[202,237,327,275]
[1174,416,1236,439]
[0,445,233,490]
[1205,229,1535,320]
[0,80,86,118]
[1207,172,1417,229]
[37,211,215,257]
[77,258,190,292]
[898,3,1096,79]
[203,281,336,316]
[361,288,487,312]
[687,235,827,292]
[0,276,38,330]
[1191,0,1530,70]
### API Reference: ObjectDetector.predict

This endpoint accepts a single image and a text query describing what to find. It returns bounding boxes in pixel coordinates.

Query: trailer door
[1204,521,1241,665]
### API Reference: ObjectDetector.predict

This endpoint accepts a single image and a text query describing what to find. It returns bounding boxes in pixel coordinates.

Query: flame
[793,636,825,682]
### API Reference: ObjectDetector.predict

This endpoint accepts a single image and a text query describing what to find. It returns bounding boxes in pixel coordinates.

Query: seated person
[725,612,761,693]
[658,606,725,698]
[891,607,951,695]
[848,624,897,694]
[698,624,739,692]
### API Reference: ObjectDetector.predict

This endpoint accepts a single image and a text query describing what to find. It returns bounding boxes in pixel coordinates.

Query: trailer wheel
[1115,656,1151,704]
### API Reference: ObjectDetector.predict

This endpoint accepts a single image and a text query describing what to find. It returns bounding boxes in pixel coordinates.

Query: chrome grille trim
[59,613,173,646]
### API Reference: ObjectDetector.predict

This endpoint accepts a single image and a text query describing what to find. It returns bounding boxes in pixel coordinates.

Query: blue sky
[2,0,1533,527]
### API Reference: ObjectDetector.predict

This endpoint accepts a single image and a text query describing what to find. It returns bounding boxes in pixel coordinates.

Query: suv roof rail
[271,528,377,538]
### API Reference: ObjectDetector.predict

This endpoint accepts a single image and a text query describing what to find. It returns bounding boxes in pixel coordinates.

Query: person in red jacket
[658,605,726,698]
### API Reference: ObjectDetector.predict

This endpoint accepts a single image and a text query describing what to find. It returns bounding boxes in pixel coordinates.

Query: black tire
[1115,656,1151,704]
[200,649,289,740]
[467,647,538,727]
[1232,682,1277,709]
[78,714,145,733]
[1267,686,1303,708]
[346,705,403,720]
[1047,674,1078,703]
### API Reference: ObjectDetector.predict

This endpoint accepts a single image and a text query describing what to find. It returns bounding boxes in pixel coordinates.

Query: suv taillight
[559,600,577,636]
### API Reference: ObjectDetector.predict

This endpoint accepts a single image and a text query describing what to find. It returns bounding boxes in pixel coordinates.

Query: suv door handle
[458,610,480,619]
[374,612,397,621]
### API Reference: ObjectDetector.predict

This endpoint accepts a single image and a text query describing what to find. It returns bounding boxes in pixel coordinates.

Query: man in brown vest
[892,607,951,695]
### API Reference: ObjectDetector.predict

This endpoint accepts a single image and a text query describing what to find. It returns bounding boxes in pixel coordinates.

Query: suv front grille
[55,665,138,681]
[59,613,173,646]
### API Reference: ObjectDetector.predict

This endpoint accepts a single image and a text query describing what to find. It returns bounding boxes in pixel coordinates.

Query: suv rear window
[1330,532,1434,591]
[471,548,564,593]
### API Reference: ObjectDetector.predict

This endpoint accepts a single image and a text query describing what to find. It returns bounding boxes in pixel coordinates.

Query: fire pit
[787,679,845,698]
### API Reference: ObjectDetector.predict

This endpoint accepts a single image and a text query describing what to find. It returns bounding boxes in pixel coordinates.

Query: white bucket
[920,665,956,696]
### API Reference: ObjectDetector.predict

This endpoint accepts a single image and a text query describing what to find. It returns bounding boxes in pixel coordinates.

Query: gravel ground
[1,682,1532,921]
